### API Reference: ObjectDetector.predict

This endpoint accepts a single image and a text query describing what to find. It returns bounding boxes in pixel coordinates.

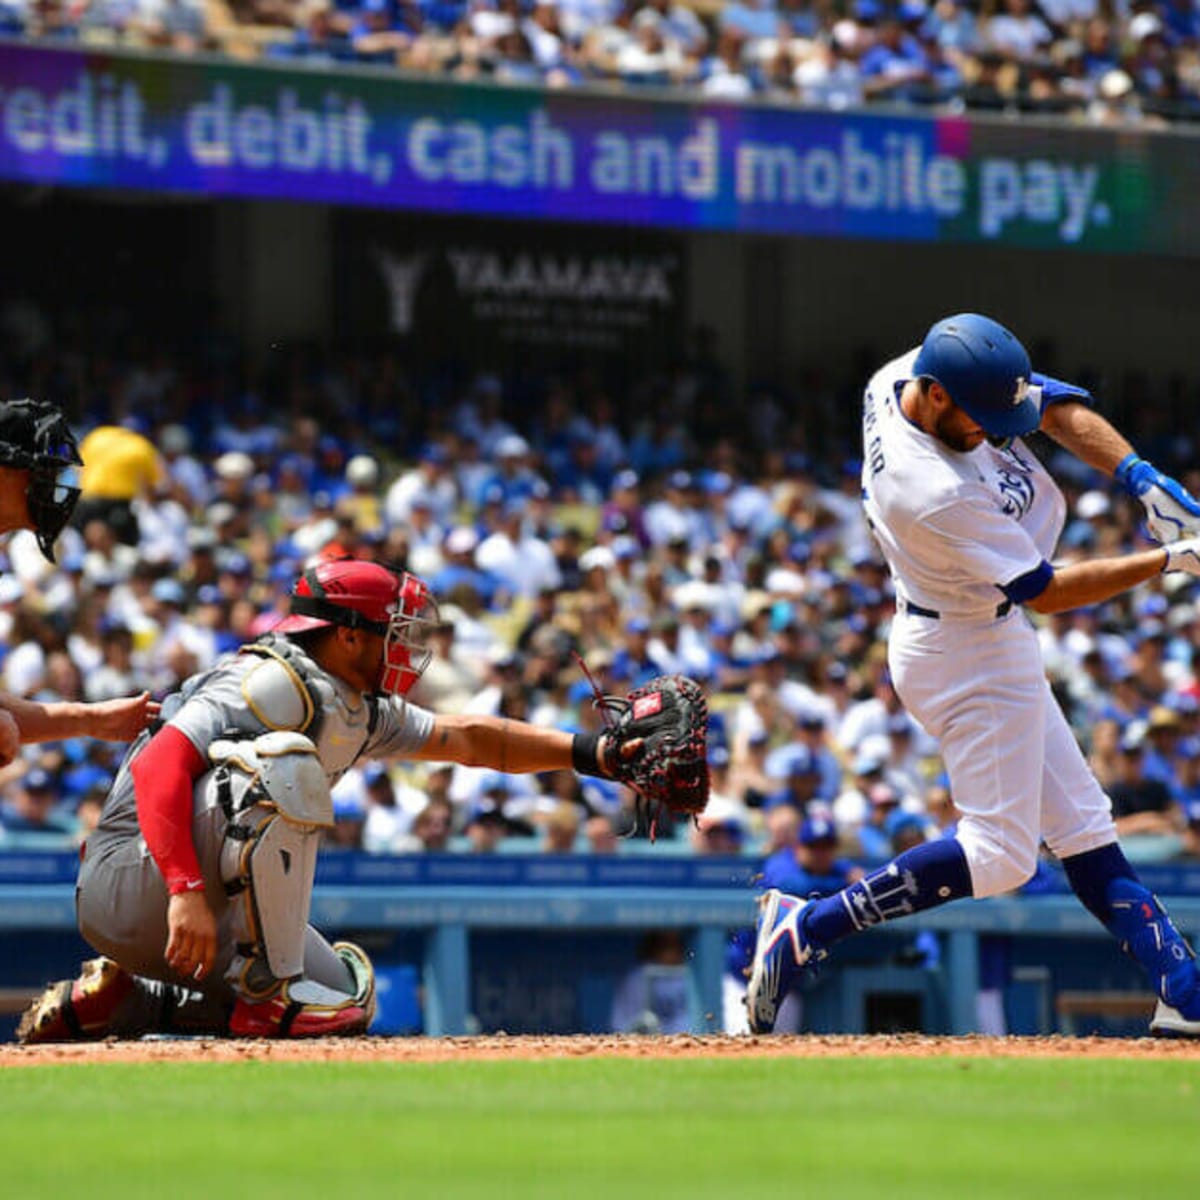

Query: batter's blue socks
[1063,842,1200,1016]
[802,838,974,948]
[1061,841,1135,924]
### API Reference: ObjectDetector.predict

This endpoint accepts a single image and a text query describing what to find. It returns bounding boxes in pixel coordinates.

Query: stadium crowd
[3,305,1200,870]
[3,0,1200,124]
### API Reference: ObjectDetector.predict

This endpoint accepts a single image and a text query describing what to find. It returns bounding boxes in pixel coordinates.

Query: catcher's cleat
[745,889,825,1035]
[1149,999,1200,1038]
[333,941,377,1030]
[16,956,134,1045]
[229,976,370,1039]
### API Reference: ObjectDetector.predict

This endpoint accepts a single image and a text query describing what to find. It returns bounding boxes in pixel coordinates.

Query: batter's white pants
[888,608,1117,898]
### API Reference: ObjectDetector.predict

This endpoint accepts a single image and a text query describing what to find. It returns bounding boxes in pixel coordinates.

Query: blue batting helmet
[912,314,1038,442]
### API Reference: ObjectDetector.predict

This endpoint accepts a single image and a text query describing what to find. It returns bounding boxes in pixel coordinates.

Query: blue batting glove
[1113,453,1158,497]
[1030,372,1093,410]
[1116,454,1200,542]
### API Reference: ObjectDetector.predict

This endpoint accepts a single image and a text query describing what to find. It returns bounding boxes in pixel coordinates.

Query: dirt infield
[4,1032,1200,1067]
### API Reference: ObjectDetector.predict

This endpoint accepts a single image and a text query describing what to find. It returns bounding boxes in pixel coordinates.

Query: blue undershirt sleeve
[1031,372,1093,415]
[999,559,1054,604]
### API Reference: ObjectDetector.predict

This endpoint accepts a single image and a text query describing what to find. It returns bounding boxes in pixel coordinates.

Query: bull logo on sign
[374,248,430,335]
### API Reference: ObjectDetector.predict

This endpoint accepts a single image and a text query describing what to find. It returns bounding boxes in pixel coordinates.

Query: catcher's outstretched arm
[410,713,622,777]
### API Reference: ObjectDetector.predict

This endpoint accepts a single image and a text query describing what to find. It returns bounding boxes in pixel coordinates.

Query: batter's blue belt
[899,598,1013,621]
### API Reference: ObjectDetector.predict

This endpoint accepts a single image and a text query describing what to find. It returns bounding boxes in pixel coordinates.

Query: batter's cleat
[1149,1000,1200,1038]
[745,889,825,1034]
[16,956,135,1045]
[333,941,377,1030]
[229,977,370,1039]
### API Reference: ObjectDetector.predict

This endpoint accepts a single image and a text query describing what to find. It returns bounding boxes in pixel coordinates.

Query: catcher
[19,558,709,1042]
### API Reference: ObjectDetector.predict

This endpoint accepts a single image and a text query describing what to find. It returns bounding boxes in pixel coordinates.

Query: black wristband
[572,732,606,778]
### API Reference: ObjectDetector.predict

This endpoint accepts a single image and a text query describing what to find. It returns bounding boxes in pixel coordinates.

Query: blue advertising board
[2,42,1197,253]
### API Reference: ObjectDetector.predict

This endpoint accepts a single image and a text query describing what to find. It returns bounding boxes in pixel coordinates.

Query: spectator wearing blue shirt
[693,798,749,855]
[552,433,610,504]
[643,470,698,549]
[0,768,74,839]
[1109,723,1182,841]
[706,618,751,694]
[600,469,650,547]
[1126,620,1174,699]
[725,816,863,1031]
[911,26,964,100]
[471,435,547,509]
[521,0,569,70]
[494,27,547,84]
[1177,739,1200,857]
[268,6,355,61]
[308,436,352,500]
[430,526,499,609]
[1158,0,1200,45]
[922,0,980,59]
[796,712,843,803]
[1172,736,1200,811]
[348,0,418,62]
[1093,663,1151,728]
[762,816,864,896]
[859,16,932,101]
[855,781,908,860]
[1141,705,1183,793]
[1125,12,1172,97]
[889,811,935,855]
[775,0,819,36]
[416,0,466,30]
[720,0,780,41]
[60,746,117,809]
[0,2,25,36]
[1079,14,1119,81]
[762,748,823,816]
[610,616,661,689]
[555,0,620,44]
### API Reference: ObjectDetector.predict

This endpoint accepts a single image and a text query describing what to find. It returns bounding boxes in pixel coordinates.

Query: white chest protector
[239,635,380,779]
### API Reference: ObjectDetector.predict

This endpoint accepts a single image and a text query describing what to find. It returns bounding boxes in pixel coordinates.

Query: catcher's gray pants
[76,803,350,1037]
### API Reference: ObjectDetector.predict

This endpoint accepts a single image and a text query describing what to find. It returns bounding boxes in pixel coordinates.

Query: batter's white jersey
[862,349,1066,616]
[860,350,1115,899]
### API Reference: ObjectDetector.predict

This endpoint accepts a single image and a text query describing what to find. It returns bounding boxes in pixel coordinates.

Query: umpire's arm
[0,690,160,744]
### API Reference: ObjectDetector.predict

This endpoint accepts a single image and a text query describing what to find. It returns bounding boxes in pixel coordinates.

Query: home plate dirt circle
[3,1033,1200,1066]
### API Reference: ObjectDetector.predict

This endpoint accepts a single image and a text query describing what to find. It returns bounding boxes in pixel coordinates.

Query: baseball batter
[747,313,1200,1037]
[19,557,645,1042]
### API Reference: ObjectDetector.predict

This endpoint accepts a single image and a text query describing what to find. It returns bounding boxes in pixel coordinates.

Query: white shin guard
[203,733,335,999]
[222,805,324,991]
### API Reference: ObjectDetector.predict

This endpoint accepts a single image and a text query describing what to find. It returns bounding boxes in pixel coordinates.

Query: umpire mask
[0,398,83,562]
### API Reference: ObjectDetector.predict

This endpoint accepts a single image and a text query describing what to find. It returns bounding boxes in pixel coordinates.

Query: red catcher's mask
[274,559,439,698]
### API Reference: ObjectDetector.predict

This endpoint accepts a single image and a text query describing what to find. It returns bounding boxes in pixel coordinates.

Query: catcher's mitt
[599,675,710,825]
